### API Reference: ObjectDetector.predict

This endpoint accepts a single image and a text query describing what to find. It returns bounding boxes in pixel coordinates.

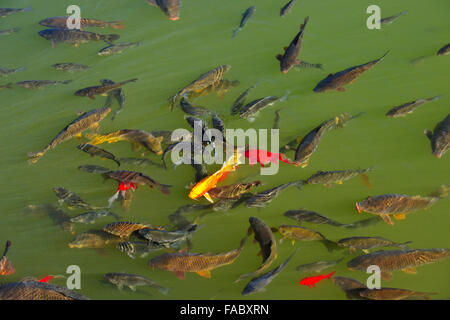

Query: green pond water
[0,0,449,300]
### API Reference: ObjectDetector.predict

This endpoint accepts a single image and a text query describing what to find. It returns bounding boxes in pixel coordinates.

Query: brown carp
[38,28,120,48]
[74,78,137,99]
[424,114,450,158]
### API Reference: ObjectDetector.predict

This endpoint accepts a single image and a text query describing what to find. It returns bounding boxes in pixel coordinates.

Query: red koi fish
[299,271,336,288]
[108,181,137,207]
[39,275,55,283]
[244,149,296,167]
[0,240,14,276]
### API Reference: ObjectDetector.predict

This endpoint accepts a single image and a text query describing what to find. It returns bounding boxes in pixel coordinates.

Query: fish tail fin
[430,95,442,101]
[300,16,310,30]
[62,80,73,85]
[109,21,125,29]
[232,28,241,38]
[105,34,120,42]
[2,240,11,257]
[16,66,25,72]
[321,240,340,253]
[158,184,172,195]
[121,78,138,85]
[377,50,390,62]
[400,10,408,16]
[159,287,170,295]
[280,90,290,102]
[27,149,47,164]
[428,184,450,199]
[398,241,412,250]
[316,63,324,70]
[294,180,304,190]
[23,6,32,12]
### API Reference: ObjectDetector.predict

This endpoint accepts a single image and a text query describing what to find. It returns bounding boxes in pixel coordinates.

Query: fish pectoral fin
[381,271,393,281]
[74,133,83,139]
[380,214,394,225]
[336,87,346,92]
[362,249,370,254]
[196,270,212,279]
[336,181,343,185]
[349,247,356,254]
[173,271,185,280]
[291,239,295,246]
[393,213,406,220]
[276,54,283,61]
[402,267,417,274]
[128,285,137,291]
[203,193,214,203]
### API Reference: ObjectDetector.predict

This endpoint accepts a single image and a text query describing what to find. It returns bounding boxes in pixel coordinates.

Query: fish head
[313,84,325,93]
[432,149,443,159]
[74,89,87,97]
[38,29,54,40]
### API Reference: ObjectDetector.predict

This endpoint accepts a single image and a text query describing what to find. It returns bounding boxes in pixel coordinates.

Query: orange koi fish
[244,149,297,167]
[299,271,336,288]
[188,153,241,203]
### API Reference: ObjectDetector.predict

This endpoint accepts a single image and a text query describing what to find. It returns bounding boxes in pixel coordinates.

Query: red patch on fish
[0,257,15,276]
[244,149,296,167]
[118,182,137,191]
[39,275,55,283]
[299,271,336,288]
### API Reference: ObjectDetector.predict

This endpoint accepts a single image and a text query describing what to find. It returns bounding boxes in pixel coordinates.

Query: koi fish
[299,271,336,288]
[39,276,55,283]
[188,152,242,203]
[0,241,14,276]
[244,149,297,167]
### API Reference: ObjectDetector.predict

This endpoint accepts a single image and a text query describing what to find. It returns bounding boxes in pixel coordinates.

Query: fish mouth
[168,16,179,21]
[281,69,288,74]
[355,203,362,213]
[433,152,442,159]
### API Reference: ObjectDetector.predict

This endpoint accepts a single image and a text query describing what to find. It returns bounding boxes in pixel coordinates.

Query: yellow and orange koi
[188,152,242,203]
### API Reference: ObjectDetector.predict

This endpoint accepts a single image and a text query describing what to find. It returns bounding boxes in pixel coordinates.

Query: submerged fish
[0,7,31,18]
[148,232,248,279]
[70,210,121,224]
[46,204,75,234]
[304,168,373,188]
[179,98,213,117]
[242,249,297,295]
[74,78,137,99]
[386,96,441,118]
[437,44,450,56]
[313,51,389,93]
[53,187,103,210]
[273,109,281,130]
[294,61,324,70]
[246,180,303,208]
[171,65,231,109]
[347,248,450,281]
[0,241,14,276]
[231,83,258,115]
[98,41,143,56]
[235,217,278,283]
[294,112,361,167]
[78,164,112,175]
[0,66,25,77]
[295,257,344,274]
[77,143,120,166]
[38,28,120,48]
[102,79,126,121]
[104,273,169,294]
[239,95,286,121]
[280,0,296,17]
[284,209,353,228]
[359,288,436,300]
[276,16,309,73]
[0,27,20,35]
[39,17,124,29]
[69,230,121,249]
[16,80,72,89]
[86,129,164,155]
[138,224,199,247]
[244,149,297,167]
[380,10,407,25]
[209,181,261,200]
[116,241,166,259]
[299,271,336,288]
[0,82,12,90]
[233,6,256,38]
[51,63,91,72]
[277,225,339,252]
[0,281,89,300]
[424,114,450,158]
[107,170,171,195]
[337,236,411,254]
[119,157,164,168]
[186,79,239,99]
[28,106,111,164]
[356,192,442,225]
[147,0,182,21]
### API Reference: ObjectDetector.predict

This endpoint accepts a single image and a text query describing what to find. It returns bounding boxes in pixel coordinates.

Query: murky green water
[0,0,449,300]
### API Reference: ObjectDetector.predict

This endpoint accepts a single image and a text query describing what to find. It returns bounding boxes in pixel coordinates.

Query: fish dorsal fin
[146,0,158,7]
[196,270,211,278]
[327,73,333,78]
[203,193,214,203]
